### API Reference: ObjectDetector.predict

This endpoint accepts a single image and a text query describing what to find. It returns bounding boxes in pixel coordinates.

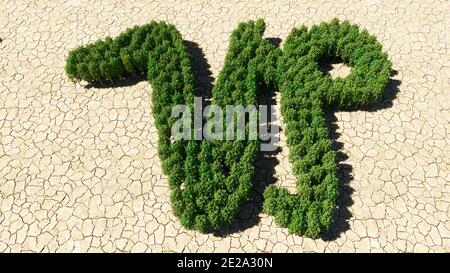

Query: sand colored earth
[0,0,449,252]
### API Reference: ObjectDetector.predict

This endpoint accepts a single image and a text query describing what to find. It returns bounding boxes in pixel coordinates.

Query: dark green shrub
[177,20,280,231]
[66,18,390,238]
[65,20,280,233]
[263,18,391,238]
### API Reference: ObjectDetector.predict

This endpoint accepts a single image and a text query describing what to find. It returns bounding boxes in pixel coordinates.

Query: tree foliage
[263,18,391,238]
[66,20,280,233]
[66,18,391,238]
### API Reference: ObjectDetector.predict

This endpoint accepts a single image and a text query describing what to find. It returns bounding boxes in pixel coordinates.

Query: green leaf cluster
[65,19,391,238]
[66,22,196,186]
[177,19,280,232]
[65,20,279,233]
[263,19,392,238]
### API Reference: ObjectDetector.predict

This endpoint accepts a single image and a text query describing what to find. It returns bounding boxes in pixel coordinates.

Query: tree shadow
[319,112,354,241]
[214,85,281,236]
[318,57,352,79]
[265,37,282,47]
[320,72,401,240]
[184,40,214,101]
[84,73,147,89]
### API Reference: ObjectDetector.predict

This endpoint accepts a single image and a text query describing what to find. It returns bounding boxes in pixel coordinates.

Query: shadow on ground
[184,40,214,99]
[84,73,147,89]
[321,71,401,240]
[214,85,281,237]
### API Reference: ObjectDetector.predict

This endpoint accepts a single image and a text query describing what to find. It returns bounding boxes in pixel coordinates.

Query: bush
[66,18,391,238]
[65,20,280,233]
[263,18,391,238]
[178,19,280,232]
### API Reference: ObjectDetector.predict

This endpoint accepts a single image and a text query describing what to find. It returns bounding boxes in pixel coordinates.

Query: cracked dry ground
[0,0,449,253]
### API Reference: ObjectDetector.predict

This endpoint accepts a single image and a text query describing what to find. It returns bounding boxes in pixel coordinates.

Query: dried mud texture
[0,0,449,252]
